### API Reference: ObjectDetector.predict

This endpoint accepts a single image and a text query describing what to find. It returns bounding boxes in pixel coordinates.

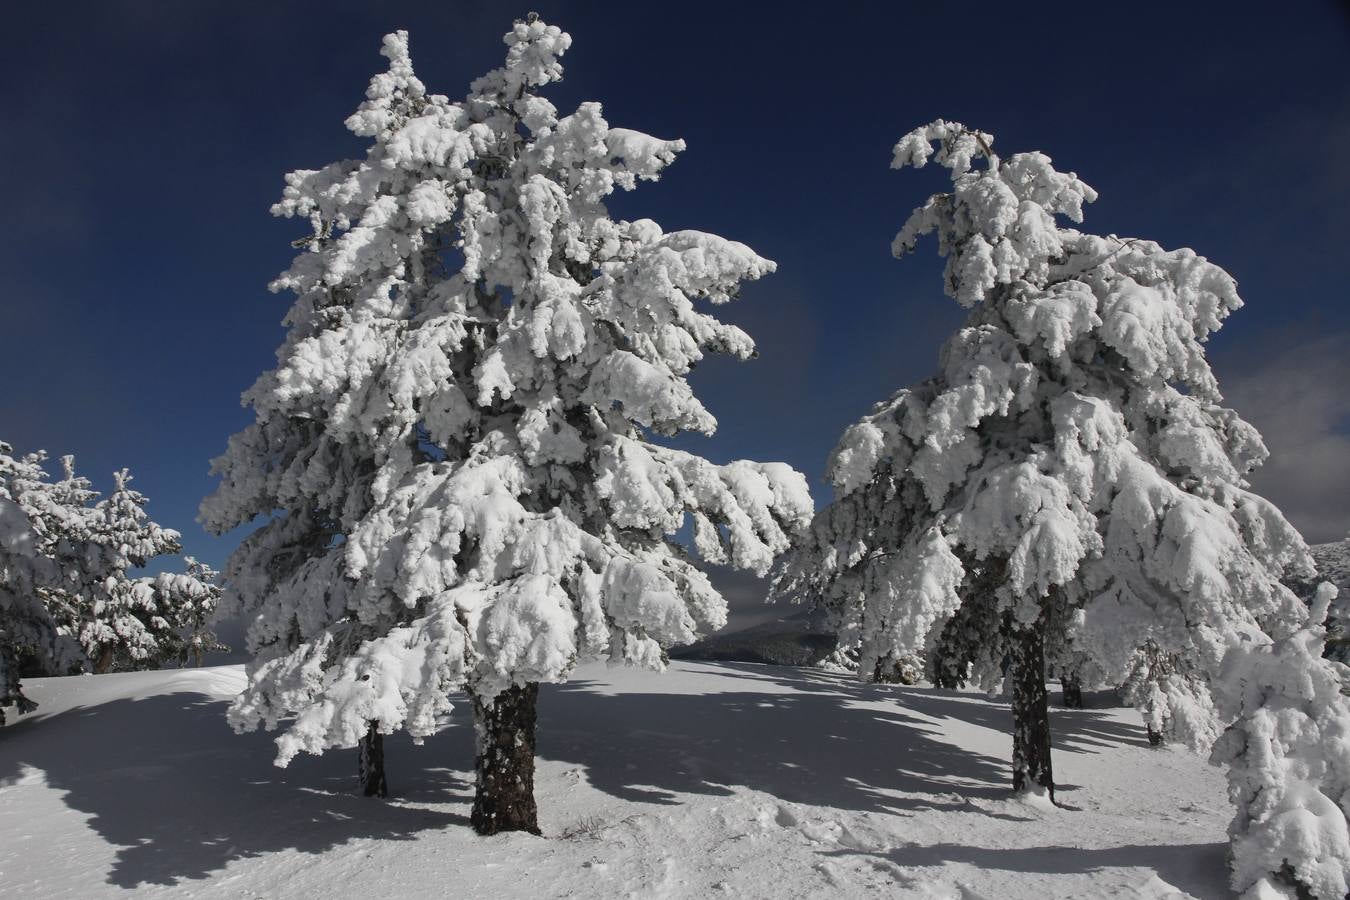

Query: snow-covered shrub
[1119,641,1219,752]
[201,18,810,833]
[1213,583,1350,899]
[776,120,1324,804]
[815,645,859,674]
[873,652,923,685]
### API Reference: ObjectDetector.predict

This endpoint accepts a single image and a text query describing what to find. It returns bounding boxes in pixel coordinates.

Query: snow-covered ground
[0,661,1231,899]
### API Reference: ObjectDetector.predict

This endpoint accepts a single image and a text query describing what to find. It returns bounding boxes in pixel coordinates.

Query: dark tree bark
[1061,674,1083,709]
[471,682,540,836]
[1138,641,1171,746]
[1010,624,1055,803]
[931,557,1006,690]
[929,614,972,689]
[95,646,114,674]
[358,721,388,798]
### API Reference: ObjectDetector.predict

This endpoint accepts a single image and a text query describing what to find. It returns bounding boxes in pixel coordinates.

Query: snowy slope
[0,662,1231,899]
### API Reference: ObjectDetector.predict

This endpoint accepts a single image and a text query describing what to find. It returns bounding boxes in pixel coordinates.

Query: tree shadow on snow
[0,661,1165,889]
[826,840,1229,899]
[724,663,1145,741]
[538,662,1145,818]
[536,663,1208,890]
[689,662,1152,755]
[0,687,474,888]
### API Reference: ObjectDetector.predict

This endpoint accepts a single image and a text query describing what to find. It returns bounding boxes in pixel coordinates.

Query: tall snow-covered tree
[200,18,810,834]
[777,120,1322,803]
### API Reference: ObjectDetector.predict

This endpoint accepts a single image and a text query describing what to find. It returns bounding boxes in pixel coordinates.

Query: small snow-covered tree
[777,120,1322,804]
[1213,583,1350,899]
[55,468,224,674]
[1,444,222,716]
[76,469,188,673]
[153,557,226,667]
[201,18,810,833]
[1118,641,1218,751]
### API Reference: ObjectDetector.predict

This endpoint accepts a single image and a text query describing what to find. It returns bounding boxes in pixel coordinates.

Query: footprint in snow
[770,802,878,850]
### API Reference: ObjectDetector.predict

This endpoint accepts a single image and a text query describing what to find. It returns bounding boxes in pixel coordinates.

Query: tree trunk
[95,646,114,674]
[1061,674,1083,709]
[358,721,388,798]
[1010,626,1055,803]
[1146,723,1165,746]
[471,682,540,836]
[928,633,967,689]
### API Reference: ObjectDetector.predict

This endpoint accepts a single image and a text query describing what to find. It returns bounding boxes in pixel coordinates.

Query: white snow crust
[1,662,1235,899]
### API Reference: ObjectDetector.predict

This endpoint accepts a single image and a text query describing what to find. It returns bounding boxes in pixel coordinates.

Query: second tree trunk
[471,682,540,836]
[358,721,388,798]
[1010,625,1055,803]
[1061,673,1083,709]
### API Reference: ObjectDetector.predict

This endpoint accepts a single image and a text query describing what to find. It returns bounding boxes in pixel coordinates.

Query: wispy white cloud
[1221,332,1350,545]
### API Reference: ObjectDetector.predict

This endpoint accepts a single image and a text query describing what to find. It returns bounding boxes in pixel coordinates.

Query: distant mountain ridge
[678,539,1350,671]
[1312,538,1350,595]
[671,606,837,667]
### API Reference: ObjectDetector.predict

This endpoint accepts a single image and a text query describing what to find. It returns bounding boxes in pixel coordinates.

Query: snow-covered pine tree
[1212,582,1350,899]
[28,454,109,658]
[1118,640,1218,750]
[777,120,1323,803]
[151,557,227,668]
[77,469,189,673]
[0,443,85,720]
[200,18,810,833]
[1,443,222,713]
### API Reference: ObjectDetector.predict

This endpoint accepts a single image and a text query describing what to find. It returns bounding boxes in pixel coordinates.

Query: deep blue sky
[3,0,1348,598]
